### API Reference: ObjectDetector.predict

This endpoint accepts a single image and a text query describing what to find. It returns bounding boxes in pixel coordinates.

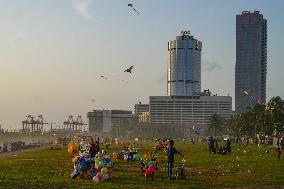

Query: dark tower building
[235,11,267,111]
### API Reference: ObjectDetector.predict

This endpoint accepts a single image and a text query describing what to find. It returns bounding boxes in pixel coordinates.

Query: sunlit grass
[0,142,283,188]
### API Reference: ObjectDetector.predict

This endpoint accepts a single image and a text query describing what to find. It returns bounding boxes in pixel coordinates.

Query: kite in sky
[124,65,134,73]
[241,89,273,109]
[241,89,261,104]
[128,2,140,15]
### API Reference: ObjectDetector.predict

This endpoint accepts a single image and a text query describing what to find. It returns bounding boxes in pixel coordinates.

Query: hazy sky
[0,0,283,130]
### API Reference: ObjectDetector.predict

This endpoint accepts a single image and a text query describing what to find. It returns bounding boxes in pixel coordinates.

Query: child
[167,139,184,180]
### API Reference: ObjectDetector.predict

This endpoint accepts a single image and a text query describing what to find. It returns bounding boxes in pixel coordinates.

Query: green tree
[250,104,266,135]
[266,96,284,133]
[208,114,224,137]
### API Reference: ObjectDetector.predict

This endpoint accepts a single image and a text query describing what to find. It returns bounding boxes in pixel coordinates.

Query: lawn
[0,141,283,189]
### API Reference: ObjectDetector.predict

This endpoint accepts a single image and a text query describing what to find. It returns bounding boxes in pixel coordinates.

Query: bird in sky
[100,75,107,79]
[124,66,134,73]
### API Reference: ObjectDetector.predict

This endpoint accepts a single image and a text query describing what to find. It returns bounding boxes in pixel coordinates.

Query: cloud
[202,60,222,73]
[72,0,92,19]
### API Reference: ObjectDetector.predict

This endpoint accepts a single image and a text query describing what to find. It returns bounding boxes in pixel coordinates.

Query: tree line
[209,96,284,138]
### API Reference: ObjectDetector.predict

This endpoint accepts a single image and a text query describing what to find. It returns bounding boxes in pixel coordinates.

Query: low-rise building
[149,95,232,133]
[87,110,138,137]
[134,102,150,123]
[138,112,150,123]
[134,102,149,115]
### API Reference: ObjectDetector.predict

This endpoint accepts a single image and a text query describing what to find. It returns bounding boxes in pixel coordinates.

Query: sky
[0,0,283,130]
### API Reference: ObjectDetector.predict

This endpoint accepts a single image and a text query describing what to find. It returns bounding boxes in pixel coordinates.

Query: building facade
[87,110,138,136]
[134,102,150,123]
[149,95,232,131]
[167,31,202,96]
[235,11,267,111]
[134,102,149,115]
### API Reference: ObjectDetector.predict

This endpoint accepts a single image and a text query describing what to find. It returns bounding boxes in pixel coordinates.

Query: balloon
[95,163,100,170]
[75,143,80,148]
[108,173,113,180]
[108,168,112,174]
[95,159,100,164]
[103,173,109,180]
[68,147,73,153]
[124,155,128,160]
[148,165,156,173]
[105,158,111,163]
[134,154,141,161]
[93,175,99,182]
[97,173,103,181]
[145,170,151,177]
[107,162,112,168]
[101,167,108,174]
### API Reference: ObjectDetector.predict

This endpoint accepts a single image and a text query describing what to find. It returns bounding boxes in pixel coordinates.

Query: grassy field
[0,141,283,189]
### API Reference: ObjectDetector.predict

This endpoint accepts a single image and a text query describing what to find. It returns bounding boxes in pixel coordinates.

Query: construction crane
[22,115,49,133]
[63,115,87,132]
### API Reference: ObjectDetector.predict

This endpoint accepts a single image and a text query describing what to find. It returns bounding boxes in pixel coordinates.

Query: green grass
[0,142,283,188]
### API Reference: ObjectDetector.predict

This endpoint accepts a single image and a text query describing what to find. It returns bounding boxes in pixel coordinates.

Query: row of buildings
[88,92,232,137]
[87,11,267,137]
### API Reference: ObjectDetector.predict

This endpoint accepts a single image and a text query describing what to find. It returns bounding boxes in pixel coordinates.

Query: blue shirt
[167,146,178,162]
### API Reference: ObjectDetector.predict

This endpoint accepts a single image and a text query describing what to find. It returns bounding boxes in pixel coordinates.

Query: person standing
[226,139,232,155]
[167,139,184,179]
[209,136,214,154]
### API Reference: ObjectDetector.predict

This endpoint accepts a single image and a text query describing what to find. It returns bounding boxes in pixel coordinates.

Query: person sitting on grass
[167,139,184,180]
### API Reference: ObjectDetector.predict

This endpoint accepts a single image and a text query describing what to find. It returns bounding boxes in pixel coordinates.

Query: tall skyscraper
[235,11,267,111]
[167,31,202,96]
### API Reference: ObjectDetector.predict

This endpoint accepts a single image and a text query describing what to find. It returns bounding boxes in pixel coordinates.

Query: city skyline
[0,0,284,129]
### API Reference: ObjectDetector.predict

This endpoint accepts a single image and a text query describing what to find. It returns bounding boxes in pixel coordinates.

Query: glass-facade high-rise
[235,11,267,111]
[167,31,202,96]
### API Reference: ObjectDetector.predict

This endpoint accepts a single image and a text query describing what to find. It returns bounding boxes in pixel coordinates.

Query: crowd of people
[64,133,284,183]
[208,136,232,155]
[206,134,283,161]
